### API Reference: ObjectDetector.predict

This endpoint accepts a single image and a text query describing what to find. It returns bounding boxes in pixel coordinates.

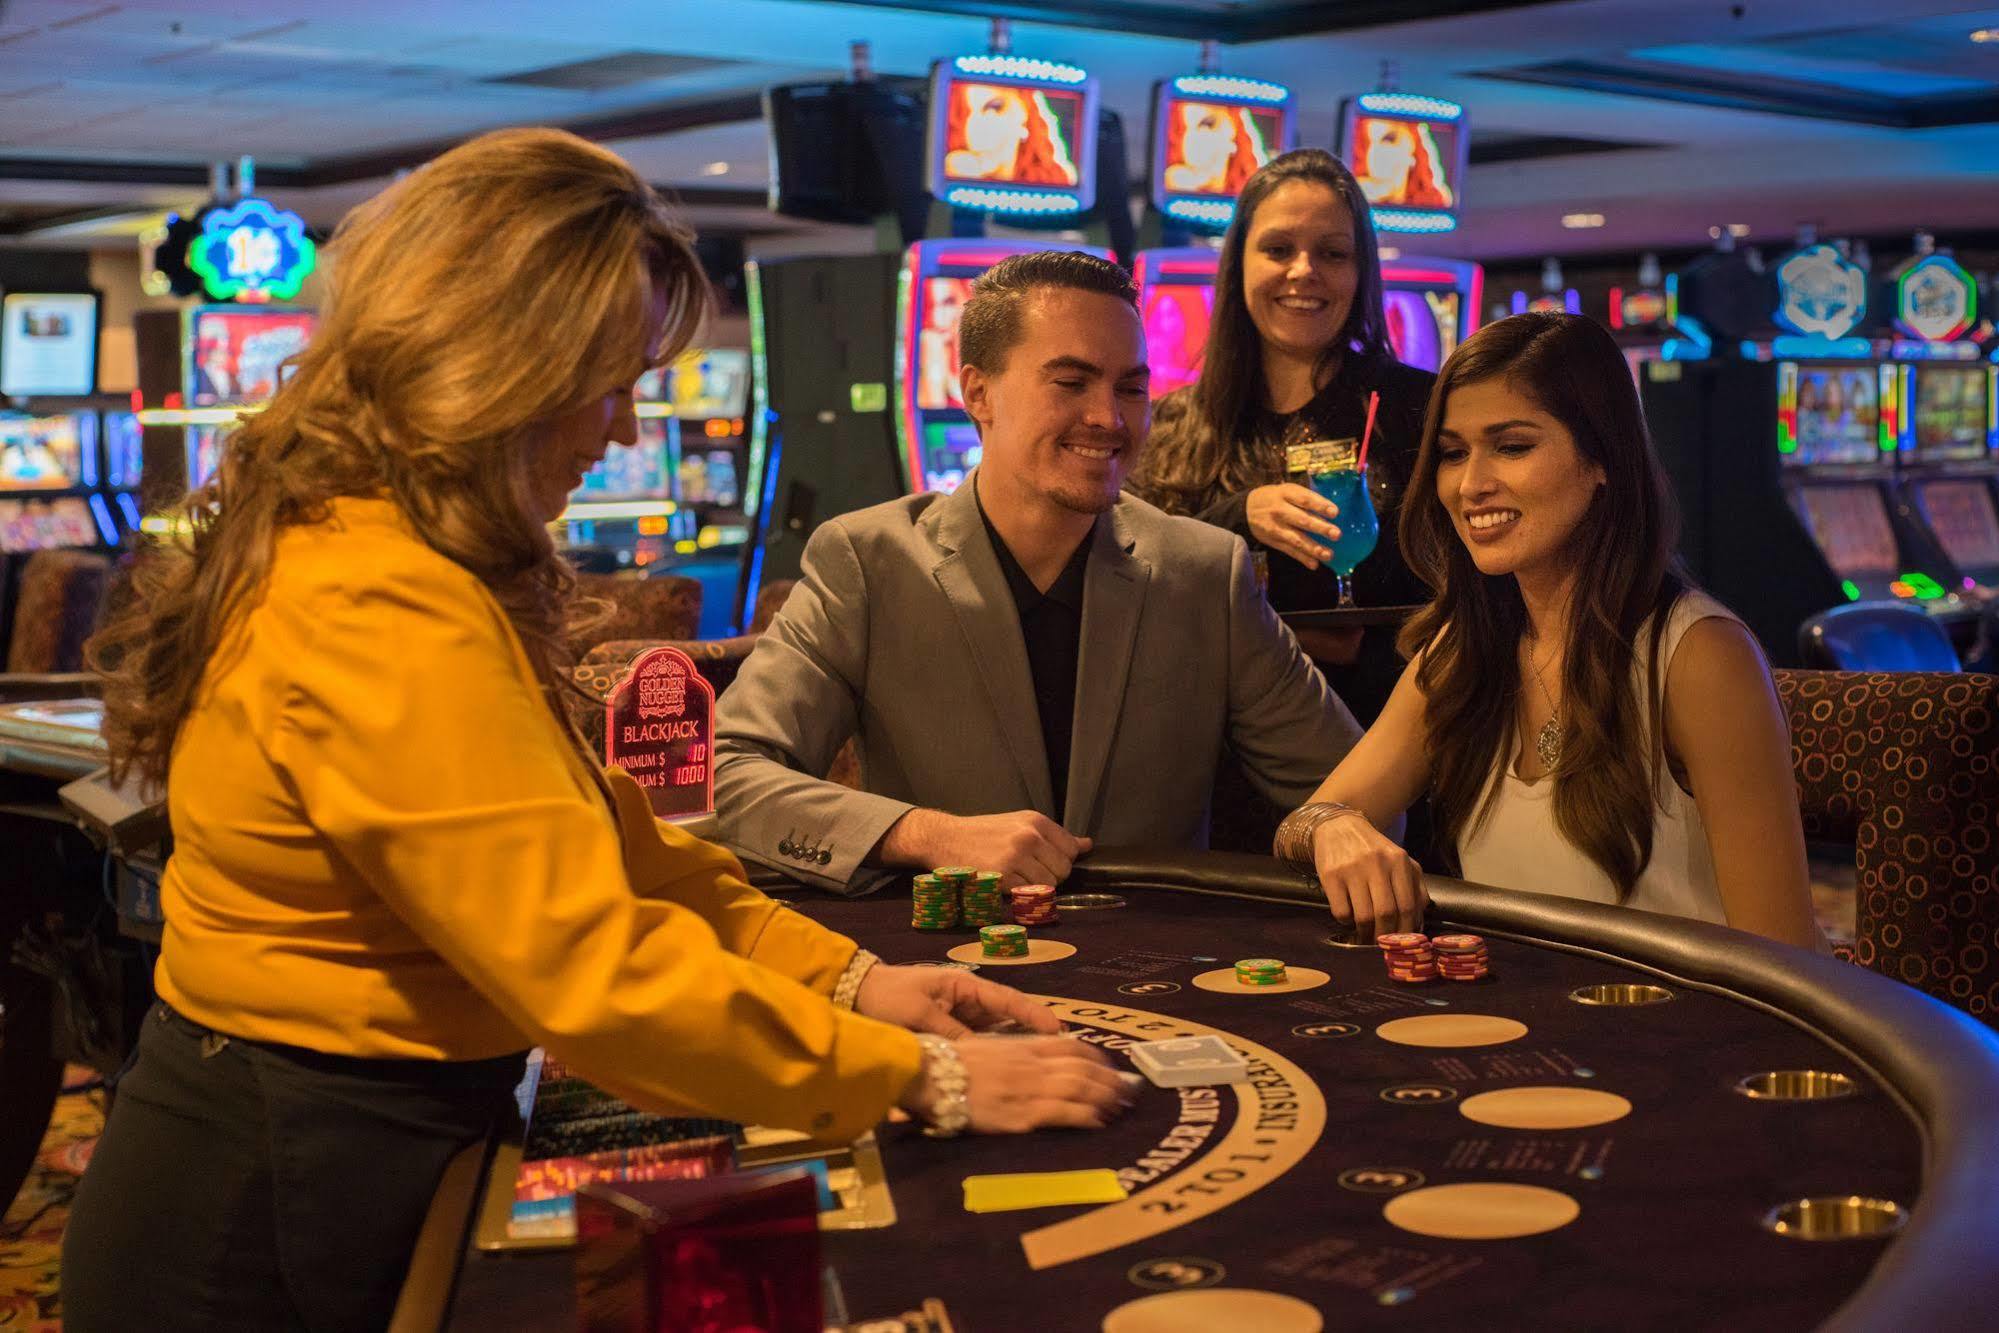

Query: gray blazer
[713,470,1362,893]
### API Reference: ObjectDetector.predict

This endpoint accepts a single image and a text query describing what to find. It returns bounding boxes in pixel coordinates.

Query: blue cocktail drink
[1310,466,1379,608]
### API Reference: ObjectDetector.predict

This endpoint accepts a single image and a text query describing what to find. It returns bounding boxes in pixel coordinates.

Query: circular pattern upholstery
[567,572,702,654]
[1775,669,1999,1023]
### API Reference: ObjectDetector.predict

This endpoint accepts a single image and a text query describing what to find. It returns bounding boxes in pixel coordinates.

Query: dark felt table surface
[449,881,1928,1332]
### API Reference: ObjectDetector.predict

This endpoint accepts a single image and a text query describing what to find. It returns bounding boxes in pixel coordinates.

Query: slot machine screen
[1797,484,1898,578]
[101,411,144,489]
[574,418,673,499]
[1,292,99,396]
[1337,94,1468,233]
[1148,78,1292,225]
[1915,479,1999,571]
[926,57,1098,211]
[187,425,227,490]
[919,421,983,495]
[0,412,90,492]
[0,497,98,551]
[1910,366,1989,463]
[669,349,751,420]
[1141,282,1215,400]
[188,307,317,407]
[1384,288,1460,373]
[1790,366,1882,466]
[913,277,976,410]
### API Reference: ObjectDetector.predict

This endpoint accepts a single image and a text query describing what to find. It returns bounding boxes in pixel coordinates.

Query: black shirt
[976,490,1091,816]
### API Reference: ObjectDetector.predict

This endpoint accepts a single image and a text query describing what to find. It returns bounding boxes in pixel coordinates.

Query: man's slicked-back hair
[959,249,1138,375]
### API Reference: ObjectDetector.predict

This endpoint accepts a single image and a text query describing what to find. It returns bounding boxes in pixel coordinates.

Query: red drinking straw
[1357,390,1380,471]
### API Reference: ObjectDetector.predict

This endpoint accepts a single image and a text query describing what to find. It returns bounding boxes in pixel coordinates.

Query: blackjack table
[440,851,1999,1332]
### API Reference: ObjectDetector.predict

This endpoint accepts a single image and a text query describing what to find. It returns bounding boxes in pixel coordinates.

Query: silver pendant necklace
[1527,644,1562,770]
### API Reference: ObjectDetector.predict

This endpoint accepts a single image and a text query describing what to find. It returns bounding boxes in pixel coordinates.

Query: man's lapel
[926,470,1056,815]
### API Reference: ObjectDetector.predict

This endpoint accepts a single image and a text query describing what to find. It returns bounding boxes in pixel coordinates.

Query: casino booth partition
[423,849,1999,1333]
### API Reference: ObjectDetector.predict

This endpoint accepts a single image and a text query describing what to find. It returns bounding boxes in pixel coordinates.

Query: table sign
[605,645,714,818]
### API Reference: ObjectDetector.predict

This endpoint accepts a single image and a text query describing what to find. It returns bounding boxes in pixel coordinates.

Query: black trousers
[61,1002,525,1333]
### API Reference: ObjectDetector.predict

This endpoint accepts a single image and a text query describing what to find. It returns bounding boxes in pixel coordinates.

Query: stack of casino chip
[1009,884,1058,926]
[960,871,1007,928]
[1378,932,1439,983]
[1430,934,1491,982]
[980,924,1030,959]
[1234,957,1288,986]
[910,873,960,931]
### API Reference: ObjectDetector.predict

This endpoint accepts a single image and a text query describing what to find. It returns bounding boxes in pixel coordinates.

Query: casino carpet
[3,875,1858,1330]
[0,1070,100,1331]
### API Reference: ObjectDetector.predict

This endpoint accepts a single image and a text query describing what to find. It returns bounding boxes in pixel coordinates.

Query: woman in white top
[1277,311,1824,951]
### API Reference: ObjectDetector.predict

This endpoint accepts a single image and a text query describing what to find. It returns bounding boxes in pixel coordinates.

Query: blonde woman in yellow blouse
[63,128,1127,1333]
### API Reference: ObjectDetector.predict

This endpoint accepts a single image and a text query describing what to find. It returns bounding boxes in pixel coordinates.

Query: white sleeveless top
[1456,591,1738,924]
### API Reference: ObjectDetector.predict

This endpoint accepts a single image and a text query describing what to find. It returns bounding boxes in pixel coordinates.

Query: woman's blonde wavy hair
[88,127,709,790]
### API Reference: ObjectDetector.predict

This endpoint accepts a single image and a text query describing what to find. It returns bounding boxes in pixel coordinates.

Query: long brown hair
[1397,312,1688,895]
[89,127,707,790]
[1132,148,1391,508]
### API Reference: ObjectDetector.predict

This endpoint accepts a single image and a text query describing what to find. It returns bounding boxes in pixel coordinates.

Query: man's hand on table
[877,807,1091,888]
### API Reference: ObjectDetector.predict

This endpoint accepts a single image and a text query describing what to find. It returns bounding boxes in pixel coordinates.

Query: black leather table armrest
[0,673,98,704]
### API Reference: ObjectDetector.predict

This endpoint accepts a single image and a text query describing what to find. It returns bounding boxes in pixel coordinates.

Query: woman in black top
[1129,148,1437,726]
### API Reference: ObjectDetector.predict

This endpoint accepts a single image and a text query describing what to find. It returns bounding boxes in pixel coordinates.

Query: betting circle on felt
[1382,1182,1582,1240]
[1373,1014,1528,1047]
[945,938,1078,966]
[1101,1287,1324,1332]
[1189,965,1331,995]
[1458,1086,1634,1129]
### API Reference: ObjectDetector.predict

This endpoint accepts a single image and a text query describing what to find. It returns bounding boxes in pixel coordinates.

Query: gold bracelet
[1273,801,1365,865]
[831,949,880,1010]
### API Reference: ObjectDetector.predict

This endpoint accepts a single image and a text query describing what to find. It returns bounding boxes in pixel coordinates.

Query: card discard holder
[471,1054,896,1253]
[1284,437,1358,478]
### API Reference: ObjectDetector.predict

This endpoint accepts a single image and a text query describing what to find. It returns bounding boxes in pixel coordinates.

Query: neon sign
[188,198,316,303]
[1773,244,1866,341]
[605,645,715,818]
[1894,254,1976,344]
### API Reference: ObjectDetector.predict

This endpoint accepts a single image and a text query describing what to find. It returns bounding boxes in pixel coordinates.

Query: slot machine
[1882,249,1999,594]
[1643,241,1978,663]
[181,304,317,490]
[554,350,754,637]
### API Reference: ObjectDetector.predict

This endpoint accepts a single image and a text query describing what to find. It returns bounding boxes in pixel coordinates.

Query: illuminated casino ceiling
[0,0,1994,261]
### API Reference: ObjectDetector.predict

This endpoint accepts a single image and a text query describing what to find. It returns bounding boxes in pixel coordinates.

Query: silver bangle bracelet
[831,949,879,1011]
[1273,801,1366,865]
[915,1034,971,1137]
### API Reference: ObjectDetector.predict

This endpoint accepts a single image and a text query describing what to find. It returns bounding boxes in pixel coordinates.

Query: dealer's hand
[1312,813,1426,943]
[854,962,1064,1040]
[1246,483,1340,571]
[900,1034,1134,1133]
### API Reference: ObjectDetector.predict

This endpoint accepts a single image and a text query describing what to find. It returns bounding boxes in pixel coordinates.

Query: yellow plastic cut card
[961,1169,1129,1213]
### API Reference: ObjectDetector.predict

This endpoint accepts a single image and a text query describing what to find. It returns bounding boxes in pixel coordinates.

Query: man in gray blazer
[715,251,1362,897]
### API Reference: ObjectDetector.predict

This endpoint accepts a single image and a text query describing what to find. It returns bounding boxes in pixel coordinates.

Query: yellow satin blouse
[156,497,920,1141]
